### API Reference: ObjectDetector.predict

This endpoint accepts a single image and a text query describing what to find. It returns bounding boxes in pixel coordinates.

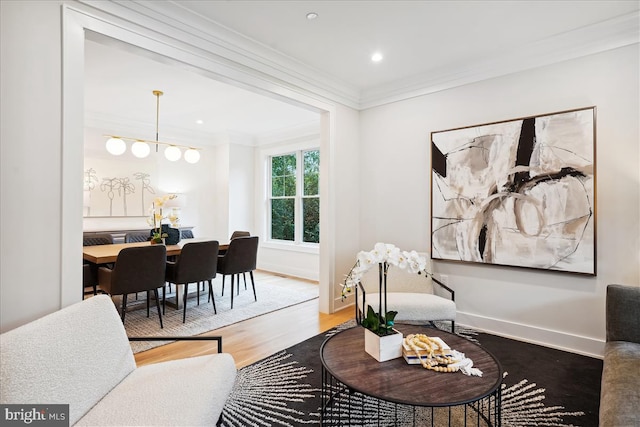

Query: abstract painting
[431,107,596,275]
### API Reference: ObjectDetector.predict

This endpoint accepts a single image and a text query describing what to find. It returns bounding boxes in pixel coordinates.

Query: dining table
[82,238,229,309]
[82,238,228,264]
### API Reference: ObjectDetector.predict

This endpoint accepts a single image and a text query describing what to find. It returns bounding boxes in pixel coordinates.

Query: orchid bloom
[404,250,427,273]
[148,194,178,233]
[340,242,429,300]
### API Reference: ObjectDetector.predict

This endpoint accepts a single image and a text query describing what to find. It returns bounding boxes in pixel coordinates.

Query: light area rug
[121,272,319,353]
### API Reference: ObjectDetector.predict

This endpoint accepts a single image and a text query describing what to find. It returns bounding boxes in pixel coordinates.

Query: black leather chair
[82,233,114,298]
[98,245,167,328]
[165,240,220,323]
[217,236,259,309]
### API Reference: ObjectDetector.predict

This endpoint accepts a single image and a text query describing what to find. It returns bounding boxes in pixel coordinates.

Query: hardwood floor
[134,274,354,369]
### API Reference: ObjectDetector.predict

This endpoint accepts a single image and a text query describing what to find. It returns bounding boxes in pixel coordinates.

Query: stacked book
[402,336,451,365]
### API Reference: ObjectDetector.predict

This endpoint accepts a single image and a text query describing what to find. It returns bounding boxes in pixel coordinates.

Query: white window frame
[265,146,320,250]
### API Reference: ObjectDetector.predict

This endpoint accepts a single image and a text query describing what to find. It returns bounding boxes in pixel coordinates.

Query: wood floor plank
[134,274,354,368]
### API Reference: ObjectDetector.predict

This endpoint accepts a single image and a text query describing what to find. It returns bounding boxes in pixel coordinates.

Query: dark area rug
[220,321,602,426]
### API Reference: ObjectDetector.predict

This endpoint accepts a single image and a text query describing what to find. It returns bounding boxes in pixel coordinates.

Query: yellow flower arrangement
[147,194,178,243]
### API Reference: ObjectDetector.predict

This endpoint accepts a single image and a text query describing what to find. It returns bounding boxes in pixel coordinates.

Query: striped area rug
[119,271,319,353]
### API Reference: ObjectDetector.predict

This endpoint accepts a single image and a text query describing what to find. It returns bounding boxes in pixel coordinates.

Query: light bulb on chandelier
[105,137,126,155]
[184,148,201,164]
[164,145,182,162]
[131,140,150,158]
[103,90,201,164]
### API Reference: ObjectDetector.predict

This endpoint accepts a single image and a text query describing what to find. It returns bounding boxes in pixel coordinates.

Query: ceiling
[85,1,638,147]
[84,39,322,148]
[173,0,638,91]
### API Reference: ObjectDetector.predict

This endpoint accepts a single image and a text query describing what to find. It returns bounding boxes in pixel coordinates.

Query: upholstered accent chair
[0,295,236,426]
[356,258,456,332]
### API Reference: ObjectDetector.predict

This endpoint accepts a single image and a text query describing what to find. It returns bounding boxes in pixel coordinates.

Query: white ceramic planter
[364,327,403,362]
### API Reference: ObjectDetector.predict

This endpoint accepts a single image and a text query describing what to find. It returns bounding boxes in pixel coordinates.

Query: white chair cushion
[0,295,136,425]
[76,353,237,426]
[360,292,456,322]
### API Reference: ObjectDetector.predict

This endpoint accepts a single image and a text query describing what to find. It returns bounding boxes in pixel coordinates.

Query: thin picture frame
[430,106,596,276]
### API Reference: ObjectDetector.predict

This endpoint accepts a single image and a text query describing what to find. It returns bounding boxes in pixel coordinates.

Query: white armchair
[0,295,236,426]
[356,259,456,332]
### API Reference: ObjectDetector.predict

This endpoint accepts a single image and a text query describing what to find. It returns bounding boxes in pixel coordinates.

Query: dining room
[82,35,323,290]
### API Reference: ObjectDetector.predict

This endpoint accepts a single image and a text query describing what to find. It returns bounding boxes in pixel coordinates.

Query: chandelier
[104,90,201,164]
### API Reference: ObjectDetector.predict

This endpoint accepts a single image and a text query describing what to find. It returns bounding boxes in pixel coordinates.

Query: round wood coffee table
[320,324,503,426]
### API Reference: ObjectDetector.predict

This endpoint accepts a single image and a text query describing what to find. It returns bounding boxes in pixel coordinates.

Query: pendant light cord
[153,90,163,152]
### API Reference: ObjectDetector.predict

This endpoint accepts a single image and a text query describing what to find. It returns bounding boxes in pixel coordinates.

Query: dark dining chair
[217,236,259,309]
[164,240,220,323]
[220,231,251,292]
[181,229,194,239]
[124,232,150,243]
[123,232,154,301]
[230,230,250,240]
[82,233,114,298]
[83,233,114,247]
[98,245,167,328]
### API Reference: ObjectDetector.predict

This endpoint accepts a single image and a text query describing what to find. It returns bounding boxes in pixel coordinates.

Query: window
[270,149,319,244]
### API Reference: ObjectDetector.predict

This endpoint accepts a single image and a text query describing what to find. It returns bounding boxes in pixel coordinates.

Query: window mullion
[295,151,303,244]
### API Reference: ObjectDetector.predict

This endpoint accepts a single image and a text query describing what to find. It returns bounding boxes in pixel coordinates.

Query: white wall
[1,0,66,332]
[206,141,256,241]
[228,143,255,238]
[357,45,639,357]
[331,105,363,301]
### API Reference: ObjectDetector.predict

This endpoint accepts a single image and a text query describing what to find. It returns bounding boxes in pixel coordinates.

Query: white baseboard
[456,311,604,359]
[328,301,605,359]
[257,262,318,282]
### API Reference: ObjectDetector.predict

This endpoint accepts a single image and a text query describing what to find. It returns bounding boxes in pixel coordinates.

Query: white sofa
[0,295,236,426]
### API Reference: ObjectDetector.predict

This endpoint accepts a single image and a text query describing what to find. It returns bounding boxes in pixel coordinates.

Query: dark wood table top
[320,324,503,407]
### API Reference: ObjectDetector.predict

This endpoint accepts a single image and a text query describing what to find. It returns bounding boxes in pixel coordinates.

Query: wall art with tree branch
[83,160,157,217]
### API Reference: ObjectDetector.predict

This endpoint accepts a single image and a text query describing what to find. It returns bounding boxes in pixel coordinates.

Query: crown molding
[84,112,230,146]
[359,11,640,109]
[255,121,321,147]
[85,112,319,148]
[79,0,360,109]
[79,2,638,112]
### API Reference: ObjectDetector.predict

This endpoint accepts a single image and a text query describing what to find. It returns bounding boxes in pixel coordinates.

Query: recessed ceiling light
[371,52,383,63]
[196,119,203,124]
[306,12,318,20]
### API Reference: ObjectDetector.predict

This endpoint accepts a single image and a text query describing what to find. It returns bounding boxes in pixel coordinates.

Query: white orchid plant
[342,243,429,336]
[147,194,178,243]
